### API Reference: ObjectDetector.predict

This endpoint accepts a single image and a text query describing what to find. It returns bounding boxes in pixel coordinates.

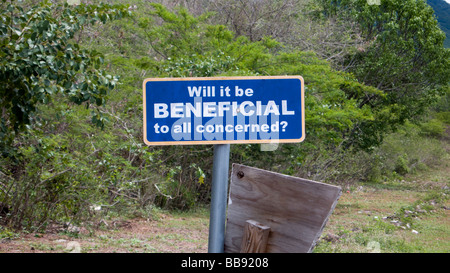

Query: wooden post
[240,220,271,253]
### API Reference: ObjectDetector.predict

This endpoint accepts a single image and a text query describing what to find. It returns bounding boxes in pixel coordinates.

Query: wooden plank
[224,164,342,253]
[240,220,271,253]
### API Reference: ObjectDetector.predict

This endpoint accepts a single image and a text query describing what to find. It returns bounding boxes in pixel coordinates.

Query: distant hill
[427,0,450,47]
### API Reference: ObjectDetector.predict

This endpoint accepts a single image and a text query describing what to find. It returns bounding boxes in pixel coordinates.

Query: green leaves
[317,0,450,149]
[141,4,378,149]
[0,1,130,155]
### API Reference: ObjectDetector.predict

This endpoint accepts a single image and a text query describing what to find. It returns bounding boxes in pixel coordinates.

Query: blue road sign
[143,76,305,145]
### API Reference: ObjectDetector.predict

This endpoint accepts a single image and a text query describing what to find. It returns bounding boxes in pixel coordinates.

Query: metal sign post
[208,144,230,253]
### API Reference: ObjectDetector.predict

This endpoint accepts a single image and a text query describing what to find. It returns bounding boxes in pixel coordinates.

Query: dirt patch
[0,213,210,253]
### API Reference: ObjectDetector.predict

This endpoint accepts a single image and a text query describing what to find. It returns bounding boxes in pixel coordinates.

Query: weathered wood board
[240,220,271,253]
[224,164,342,253]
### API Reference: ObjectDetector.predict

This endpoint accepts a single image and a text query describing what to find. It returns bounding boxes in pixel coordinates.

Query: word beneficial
[154,86,293,137]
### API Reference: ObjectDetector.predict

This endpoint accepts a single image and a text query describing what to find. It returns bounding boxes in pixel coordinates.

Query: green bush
[394,154,410,176]
[362,121,446,182]
[435,112,450,125]
[419,119,446,137]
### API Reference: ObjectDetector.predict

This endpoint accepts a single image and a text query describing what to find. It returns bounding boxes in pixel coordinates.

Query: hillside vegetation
[427,0,450,47]
[1,0,449,250]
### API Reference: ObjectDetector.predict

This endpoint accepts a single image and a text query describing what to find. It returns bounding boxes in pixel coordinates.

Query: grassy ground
[0,148,448,253]
[0,208,210,253]
[315,167,449,253]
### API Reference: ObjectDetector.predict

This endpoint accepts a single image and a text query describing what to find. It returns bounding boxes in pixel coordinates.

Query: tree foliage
[137,4,378,149]
[0,1,448,230]
[0,0,130,156]
[426,0,450,48]
[318,0,450,149]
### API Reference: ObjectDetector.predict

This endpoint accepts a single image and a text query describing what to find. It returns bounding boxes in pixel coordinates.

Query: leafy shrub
[394,154,410,176]
[435,112,450,125]
[419,119,446,137]
[0,1,130,157]
[362,121,446,183]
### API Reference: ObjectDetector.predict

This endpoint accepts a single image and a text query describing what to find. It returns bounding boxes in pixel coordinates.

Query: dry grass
[0,209,210,253]
[316,152,450,253]
[1,146,448,253]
